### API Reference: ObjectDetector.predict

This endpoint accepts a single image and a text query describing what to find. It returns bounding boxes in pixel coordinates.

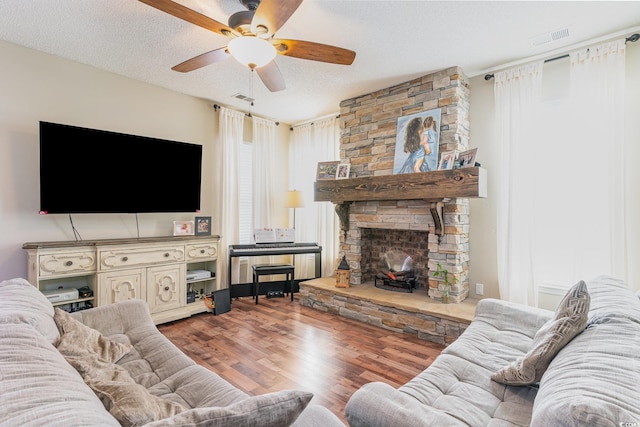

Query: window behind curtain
[533,54,623,291]
[238,141,253,245]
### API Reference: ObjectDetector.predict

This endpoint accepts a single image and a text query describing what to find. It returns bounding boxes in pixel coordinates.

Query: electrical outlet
[475,283,484,296]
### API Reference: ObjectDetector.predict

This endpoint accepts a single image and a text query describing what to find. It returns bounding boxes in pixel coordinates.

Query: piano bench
[252,264,295,304]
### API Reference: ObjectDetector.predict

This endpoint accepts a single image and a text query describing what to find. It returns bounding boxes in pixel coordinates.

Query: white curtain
[290,117,340,277]
[215,107,245,289]
[494,62,544,306]
[252,116,276,229]
[495,39,629,305]
[250,115,277,269]
[569,40,628,280]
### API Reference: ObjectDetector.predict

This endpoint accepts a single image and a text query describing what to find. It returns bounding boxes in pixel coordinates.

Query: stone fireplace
[316,66,483,303]
[345,198,471,303]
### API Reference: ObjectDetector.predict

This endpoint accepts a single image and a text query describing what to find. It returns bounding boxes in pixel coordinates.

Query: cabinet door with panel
[99,269,147,305]
[146,264,185,315]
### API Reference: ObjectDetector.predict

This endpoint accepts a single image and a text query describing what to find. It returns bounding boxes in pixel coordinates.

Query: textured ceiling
[1,1,639,124]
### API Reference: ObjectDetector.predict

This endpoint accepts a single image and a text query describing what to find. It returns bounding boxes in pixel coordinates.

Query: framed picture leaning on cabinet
[195,216,212,236]
[173,221,194,236]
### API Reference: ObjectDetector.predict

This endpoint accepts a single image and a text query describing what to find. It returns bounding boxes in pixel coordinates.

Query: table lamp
[285,190,305,230]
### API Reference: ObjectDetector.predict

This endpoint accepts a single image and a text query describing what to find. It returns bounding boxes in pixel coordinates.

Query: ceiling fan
[139,0,356,92]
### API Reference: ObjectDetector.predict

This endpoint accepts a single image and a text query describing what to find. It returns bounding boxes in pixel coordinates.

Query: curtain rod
[212,104,280,125]
[290,112,340,129]
[484,32,639,81]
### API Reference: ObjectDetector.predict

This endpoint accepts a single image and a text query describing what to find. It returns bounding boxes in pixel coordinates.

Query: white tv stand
[23,235,220,324]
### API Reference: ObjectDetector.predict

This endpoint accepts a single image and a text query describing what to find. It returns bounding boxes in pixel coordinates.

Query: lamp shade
[285,190,305,209]
[227,36,277,69]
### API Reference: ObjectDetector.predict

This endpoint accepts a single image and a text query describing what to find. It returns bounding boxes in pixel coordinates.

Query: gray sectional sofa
[0,277,344,427]
[346,275,640,426]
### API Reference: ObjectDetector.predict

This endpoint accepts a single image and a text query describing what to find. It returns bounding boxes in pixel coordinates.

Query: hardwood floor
[158,295,444,424]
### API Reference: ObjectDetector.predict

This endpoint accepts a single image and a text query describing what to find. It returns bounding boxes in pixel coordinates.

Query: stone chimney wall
[338,66,471,303]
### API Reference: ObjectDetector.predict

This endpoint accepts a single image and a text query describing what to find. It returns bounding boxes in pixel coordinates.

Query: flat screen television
[39,121,202,214]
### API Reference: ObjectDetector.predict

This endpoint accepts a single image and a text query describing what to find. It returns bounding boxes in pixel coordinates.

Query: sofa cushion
[0,277,59,343]
[492,280,590,385]
[141,390,313,427]
[531,275,640,426]
[55,307,186,426]
[346,299,553,427]
[71,299,250,409]
[55,308,132,363]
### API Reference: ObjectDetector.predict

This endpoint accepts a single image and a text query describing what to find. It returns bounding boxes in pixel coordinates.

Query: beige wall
[0,40,290,282]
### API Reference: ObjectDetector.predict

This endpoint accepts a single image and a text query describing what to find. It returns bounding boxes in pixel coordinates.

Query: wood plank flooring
[158,296,444,424]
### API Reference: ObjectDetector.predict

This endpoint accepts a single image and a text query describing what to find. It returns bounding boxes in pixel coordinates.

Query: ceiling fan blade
[272,39,356,65]
[251,0,303,38]
[255,61,286,92]
[138,0,237,36]
[172,47,230,72]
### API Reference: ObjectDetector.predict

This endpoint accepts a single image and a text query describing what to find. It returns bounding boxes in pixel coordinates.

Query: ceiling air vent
[530,27,572,46]
[232,93,255,103]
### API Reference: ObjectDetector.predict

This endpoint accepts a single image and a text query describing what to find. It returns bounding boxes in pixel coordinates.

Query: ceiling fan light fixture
[228,36,276,68]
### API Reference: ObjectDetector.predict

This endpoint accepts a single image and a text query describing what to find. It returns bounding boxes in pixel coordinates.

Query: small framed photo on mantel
[438,151,456,170]
[316,161,339,180]
[455,148,477,168]
[195,216,212,236]
[336,163,350,179]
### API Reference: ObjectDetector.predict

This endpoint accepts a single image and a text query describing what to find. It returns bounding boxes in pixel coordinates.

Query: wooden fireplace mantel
[314,167,487,203]
[314,167,487,239]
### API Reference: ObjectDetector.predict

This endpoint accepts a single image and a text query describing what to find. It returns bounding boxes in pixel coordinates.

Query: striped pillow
[491,280,590,385]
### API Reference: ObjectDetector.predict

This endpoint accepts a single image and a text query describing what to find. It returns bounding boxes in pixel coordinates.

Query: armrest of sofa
[345,382,467,427]
[473,298,553,338]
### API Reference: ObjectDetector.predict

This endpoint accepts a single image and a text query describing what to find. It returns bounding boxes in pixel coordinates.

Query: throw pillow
[491,280,590,385]
[89,377,186,427]
[141,390,313,427]
[54,308,132,363]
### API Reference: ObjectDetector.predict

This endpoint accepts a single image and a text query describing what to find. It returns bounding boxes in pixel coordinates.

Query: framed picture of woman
[392,108,441,174]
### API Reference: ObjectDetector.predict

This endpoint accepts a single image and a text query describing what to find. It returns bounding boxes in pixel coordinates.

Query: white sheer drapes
[569,40,628,280]
[215,106,245,289]
[250,115,277,269]
[494,62,544,306]
[252,116,275,229]
[495,39,628,305]
[289,117,340,277]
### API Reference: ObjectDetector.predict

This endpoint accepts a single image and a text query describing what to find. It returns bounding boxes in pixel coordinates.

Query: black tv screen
[39,121,202,214]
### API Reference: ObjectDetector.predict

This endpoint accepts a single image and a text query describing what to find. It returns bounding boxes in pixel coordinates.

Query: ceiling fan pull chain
[249,68,255,116]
